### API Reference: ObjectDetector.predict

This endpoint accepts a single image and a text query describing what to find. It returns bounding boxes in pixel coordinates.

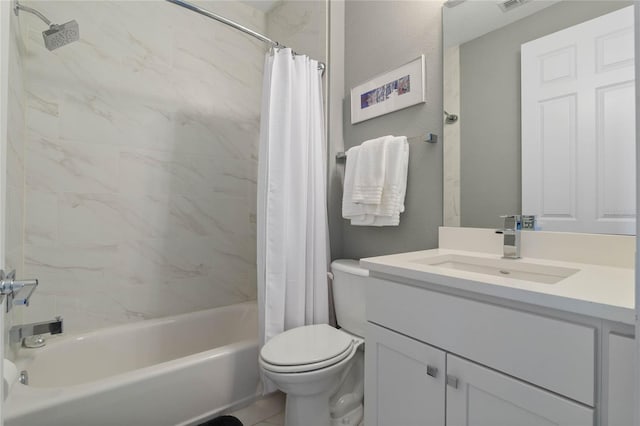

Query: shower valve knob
[0,269,18,294]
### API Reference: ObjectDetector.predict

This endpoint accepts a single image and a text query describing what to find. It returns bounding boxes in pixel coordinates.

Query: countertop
[360,248,635,325]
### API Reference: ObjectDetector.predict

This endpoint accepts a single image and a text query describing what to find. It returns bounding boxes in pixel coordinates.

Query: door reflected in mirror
[442,0,635,235]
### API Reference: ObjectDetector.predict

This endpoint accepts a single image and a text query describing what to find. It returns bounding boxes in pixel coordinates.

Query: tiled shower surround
[6,1,26,286]
[19,1,266,333]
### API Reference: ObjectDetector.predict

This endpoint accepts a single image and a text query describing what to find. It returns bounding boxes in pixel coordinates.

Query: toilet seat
[260,324,356,374]
[261,341,355,373]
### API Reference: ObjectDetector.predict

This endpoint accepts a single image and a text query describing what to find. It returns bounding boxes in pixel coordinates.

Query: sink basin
[411,254,579,284]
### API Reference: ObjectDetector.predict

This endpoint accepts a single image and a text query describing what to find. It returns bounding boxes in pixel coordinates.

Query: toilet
[259,259,368,426]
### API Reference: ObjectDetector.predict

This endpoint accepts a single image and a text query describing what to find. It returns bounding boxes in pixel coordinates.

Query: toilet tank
[331,259,369,338]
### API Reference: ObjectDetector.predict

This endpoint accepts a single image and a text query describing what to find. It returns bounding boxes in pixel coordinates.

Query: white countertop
[360,248,635,325]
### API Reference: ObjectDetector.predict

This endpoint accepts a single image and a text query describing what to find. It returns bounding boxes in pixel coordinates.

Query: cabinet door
[607,334,634,426]
[446,355,593,426]
[365,322,445,426]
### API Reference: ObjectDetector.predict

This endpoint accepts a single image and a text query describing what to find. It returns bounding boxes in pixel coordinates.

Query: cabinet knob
[426,365,438,378]
[446,375,459,389]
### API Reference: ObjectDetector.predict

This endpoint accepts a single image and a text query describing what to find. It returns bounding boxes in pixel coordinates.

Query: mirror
[442,0,635,234]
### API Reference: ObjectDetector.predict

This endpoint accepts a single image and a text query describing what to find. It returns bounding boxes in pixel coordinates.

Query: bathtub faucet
[10,316,63,347]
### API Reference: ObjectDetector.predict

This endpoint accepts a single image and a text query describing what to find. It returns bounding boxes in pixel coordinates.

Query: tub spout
[10,316,63,346]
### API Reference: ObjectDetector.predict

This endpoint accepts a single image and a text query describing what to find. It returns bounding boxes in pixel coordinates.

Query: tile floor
[227,392,285,426]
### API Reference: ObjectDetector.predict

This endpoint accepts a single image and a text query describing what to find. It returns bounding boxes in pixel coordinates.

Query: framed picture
[350,55,425,124]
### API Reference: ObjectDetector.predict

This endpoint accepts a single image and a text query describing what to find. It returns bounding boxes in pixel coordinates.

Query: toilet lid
[260,324,354,368]
[260,341,355,373]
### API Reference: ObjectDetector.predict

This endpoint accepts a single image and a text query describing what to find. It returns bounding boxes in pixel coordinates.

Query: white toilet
[259,259,368,426]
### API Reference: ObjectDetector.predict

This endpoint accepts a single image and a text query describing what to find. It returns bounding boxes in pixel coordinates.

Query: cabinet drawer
[366,277,596,406]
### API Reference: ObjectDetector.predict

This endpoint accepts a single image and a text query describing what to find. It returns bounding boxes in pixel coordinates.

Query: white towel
[342,146,367,219]
[351,136,408,226]
[350,214,400,226]
[363,136,408,214]
[351,135,393,204]
[343,136,409,227]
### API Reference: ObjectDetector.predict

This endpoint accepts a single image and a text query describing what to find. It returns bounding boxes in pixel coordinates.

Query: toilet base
[284,395,364,426]
[331,404,363,426]
[285,391,332,426]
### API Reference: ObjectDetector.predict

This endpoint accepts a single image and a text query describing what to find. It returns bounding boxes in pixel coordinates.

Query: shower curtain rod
[165,0,326,75]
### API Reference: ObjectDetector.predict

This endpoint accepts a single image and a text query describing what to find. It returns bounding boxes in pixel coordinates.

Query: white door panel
[539,94,577,220]
[522,6,635,235]
[596,81,636,230]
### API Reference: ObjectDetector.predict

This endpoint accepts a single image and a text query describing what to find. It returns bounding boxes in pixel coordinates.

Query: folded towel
[350,213,400,226]
[343,136,409,227]
[360,136,409,216]
[351,135,393,204]
[342,146,366,219]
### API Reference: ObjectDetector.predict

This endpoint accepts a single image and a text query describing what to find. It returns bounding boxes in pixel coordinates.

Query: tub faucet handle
[0,269,39,312]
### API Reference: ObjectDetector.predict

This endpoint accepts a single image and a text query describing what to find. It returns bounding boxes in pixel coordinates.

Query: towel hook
[444,110,458,124]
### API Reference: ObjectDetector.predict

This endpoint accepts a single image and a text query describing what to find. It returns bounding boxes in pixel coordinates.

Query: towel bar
[335,132,437,162]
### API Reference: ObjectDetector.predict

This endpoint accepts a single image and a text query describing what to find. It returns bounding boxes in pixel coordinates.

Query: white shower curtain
[257,49,329,355]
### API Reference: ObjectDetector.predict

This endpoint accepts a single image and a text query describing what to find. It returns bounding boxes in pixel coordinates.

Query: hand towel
[348,136,409,227]
[362,136,409,215]
[342,145,366,220]
[351,135,393,204]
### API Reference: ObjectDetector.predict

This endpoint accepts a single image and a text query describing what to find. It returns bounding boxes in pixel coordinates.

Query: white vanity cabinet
[365,323,445,426]
[365,321,593,426]
[606,333,635,426]
[364,277,598,426]
[446,355,593,426]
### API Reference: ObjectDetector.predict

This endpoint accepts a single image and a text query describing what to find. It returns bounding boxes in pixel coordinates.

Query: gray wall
[341,0,443,259]
[459,1,631,229]
[328,0,346,261]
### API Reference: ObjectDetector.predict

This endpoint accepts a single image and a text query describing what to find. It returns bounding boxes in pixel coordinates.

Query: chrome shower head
[14,1,79,51]
[42,20,79,51]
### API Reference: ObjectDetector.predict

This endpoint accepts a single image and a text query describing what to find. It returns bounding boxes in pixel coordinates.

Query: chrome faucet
[495,215,521,259]
[10,317,63,346]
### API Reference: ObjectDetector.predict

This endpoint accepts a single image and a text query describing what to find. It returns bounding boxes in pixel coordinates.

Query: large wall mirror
[443,0,635,235]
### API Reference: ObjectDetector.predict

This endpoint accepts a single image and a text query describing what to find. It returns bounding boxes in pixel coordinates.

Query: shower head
[42,21,79,51]
[14,1,79,51]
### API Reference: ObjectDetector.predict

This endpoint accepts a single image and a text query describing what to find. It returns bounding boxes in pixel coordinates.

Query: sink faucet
[10,317,63,347]
[495,215,521,259]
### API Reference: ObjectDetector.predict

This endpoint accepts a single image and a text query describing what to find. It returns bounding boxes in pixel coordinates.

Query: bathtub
[5,301,260,426]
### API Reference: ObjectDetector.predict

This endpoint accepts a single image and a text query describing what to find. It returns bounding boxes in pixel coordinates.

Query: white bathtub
[5,301,260,426]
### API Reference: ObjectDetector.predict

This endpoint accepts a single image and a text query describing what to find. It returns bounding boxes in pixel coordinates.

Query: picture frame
[350,55,426,124]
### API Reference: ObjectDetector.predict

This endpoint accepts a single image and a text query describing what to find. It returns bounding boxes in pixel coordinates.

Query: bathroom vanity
[361,227,635,426]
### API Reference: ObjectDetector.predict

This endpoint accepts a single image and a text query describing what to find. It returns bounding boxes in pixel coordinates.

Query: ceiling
[444,0,562,47]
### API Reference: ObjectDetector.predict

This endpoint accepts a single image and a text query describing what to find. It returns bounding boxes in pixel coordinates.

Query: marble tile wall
[6,0,26,281]
[19,0,266,334]
[5,0,28,353]
[443,45,460,227]
[266,0,327,67]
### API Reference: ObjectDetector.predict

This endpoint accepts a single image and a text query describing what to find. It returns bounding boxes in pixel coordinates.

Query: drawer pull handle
[447,375,459,389]
[426,365,438,378]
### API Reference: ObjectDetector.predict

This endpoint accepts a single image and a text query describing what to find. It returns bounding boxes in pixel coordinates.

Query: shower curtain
[257,48,329,356]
